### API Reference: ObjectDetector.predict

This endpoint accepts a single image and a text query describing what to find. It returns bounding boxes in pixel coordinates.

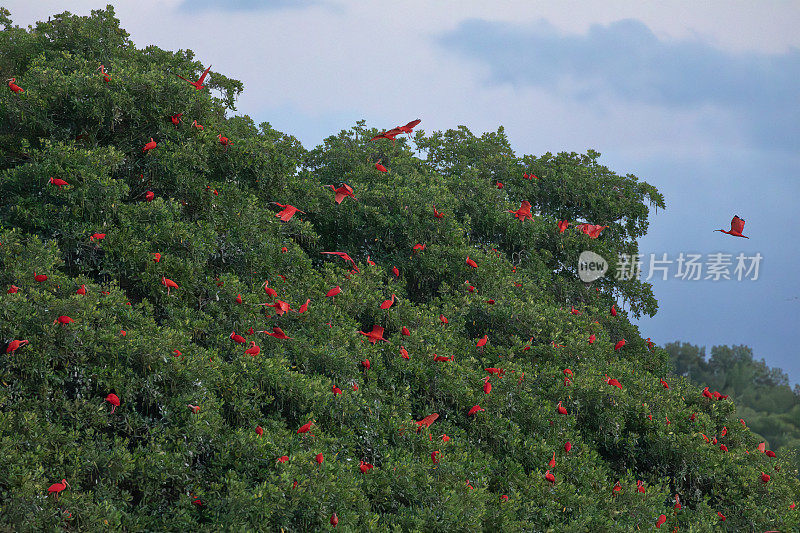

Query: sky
[6,1,800,384]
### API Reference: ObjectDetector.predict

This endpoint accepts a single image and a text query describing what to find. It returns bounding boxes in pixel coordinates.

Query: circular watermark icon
[578,251,608,282]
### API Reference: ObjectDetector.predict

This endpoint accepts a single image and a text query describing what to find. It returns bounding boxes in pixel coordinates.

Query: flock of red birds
[5,62,768,528]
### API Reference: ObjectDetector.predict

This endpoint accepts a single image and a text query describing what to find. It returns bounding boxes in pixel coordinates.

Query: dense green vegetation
[1,6,798,531]
[665,342,800,477]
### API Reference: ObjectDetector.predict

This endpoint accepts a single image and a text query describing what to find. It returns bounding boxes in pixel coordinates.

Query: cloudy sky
[7,1,800,384]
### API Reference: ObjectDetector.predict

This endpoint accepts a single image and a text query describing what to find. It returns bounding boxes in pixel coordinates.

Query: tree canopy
[1,6,797,531]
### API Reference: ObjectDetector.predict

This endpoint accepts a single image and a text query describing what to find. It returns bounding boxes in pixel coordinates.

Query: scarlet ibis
[477,335,488,348]
[277,455,289,463]
[326,286,341,298]
[361,359,370,370]
[172,349,182,358]
[256,426,263,436]
[7,285,20,294]
[218,134,232,148]
[360,325,388,344]
[326,184,356,204]
[230,331,246,344]
[161,277,178,295]
[400,346,409,359]
[433,205,444,219]
[261,326,291,340]
[392,266,400,278]
[485,367,504,377]
[433,354,452,362]
[402,327,411,336]
[412,243,426,253]
[614,339,626,351]
[366,256,376,266]
[316,453,324,464]
[702,387,713,399]
[610,305,617,317]
[97,65,111,83]
[330,513,339,527]
[176,65,212,90]
[431,450,440,464]
[605,375,622,389]
[105,393,120,413]
[54,316,74,325]
[90,233,106,242]
[466,257,477,268]
[441,434,450,442]
[7,78,24,93]
[244,341,260,356]
[715,215,749,238]
[298,299,310,313]
[507,201,533,221]
[717,512,725,522]
[483,377,492,394]
[496,181,504,189]
[170,113,183,126]
[398,118,421,135]
[297,421,313,434]
[235,294,242,304]
[321,251,358,269]
[660,379,669,389]
[636,480,644,493]
[415,413,439,432]
[557,401,568,415]
[48,177,68,189]
[273,203,304,222]
[589,334,596,344]
[370,127,403,142]
[766,450,776,458]
[544,470,555,484]
[264,281,278,297]
[576,224,608,239]
[557,220,569,233]
[656,514,666,528]
[439,314,448,325]
[570,307,581,315]
[564,442,572,453]
[143,138,157,152]
[152,253,161,262]
[674,494,682,510]
[192,120,204,130]
[374,161,387,172]
[332,385,342,395]
[468,405,484,416]
[359,460,374,473]
[143,190,155,202]
[265,300,291,316]
[48,479,69,499]
[720,444,728,452]
[380,294,396,309]
[6,339,28,354]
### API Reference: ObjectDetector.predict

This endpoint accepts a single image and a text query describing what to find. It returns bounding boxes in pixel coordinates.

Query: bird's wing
[176,74,190,82]
[403,119,421,130]
[198,65,212,84]
[731,215,745,233]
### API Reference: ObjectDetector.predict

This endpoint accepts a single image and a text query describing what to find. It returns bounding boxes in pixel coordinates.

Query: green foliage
[0,6,797,531]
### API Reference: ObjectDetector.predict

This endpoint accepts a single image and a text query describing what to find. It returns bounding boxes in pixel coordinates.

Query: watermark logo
[578,251,608,282]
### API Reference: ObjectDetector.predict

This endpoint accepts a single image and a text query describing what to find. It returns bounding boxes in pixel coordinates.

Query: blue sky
[7,1,800,384]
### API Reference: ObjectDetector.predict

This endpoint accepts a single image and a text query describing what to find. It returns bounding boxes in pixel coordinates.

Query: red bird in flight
[715,215,749,238]
[557,220,569,233]
[326,183,356,204]
[176,64,212,90]
[260,326,292,340]
[508,201,533,221]
[360,325,388,344]
[397,119,421,135]
[273,203,304,222]
[576,224,608,239]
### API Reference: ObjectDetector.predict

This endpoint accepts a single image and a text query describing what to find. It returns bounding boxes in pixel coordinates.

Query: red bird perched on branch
[360,325,388,344]
[483,377,492,394]
[244,341,260,356]
[359,461,374,473]
[557,220,569,233]
[392,266,400,278]
[170,113,183,127]
[191,120,204,130]
[105,393,120,414]
[508,201,533,221]
[605,375,622,389]
[230,331,246,344]
[48,177,68,189]
[326,183,356,204]
[7,77,24,93]
[655,515,666,528]
[477,335,488,348]
[298,299,310,313]
[380,294,396,309]
[7,285,20,294]
[374,160,388,173]
[89,233,106,242]
[330,513,339,527]
[260,326,292,340]
[468,405,485,416]
[297,421,313,434]
[54,315,74,325]
[161,277,178,295]
[176,64,212,90]
[412,243,426,253]
[400,346,409,359]
[143,138,157,153]
[415,413,439,432]
[576,224,608,239]
[433,354,452,362]
[564,441,572,453]
[614,339,626,351]
[544,470,556,485]
[588,334,596,344]
[433,205,444,219]
[610,305,617,317]
[144,190,155,202]
[660,378,669,389]
[273,203,304,222]
[6,339,28,354]
[152,252,161,263]
[715,215,749,238]
[485,367,504,377]
[218,134,232,148]
[466,256,477,268]
[439,314,448,325]
[47,479,70,500]
[557,401,568,415]
[326,286,342,298]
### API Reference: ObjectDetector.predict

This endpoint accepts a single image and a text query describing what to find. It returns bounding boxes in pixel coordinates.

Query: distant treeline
[665,342,800,474]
